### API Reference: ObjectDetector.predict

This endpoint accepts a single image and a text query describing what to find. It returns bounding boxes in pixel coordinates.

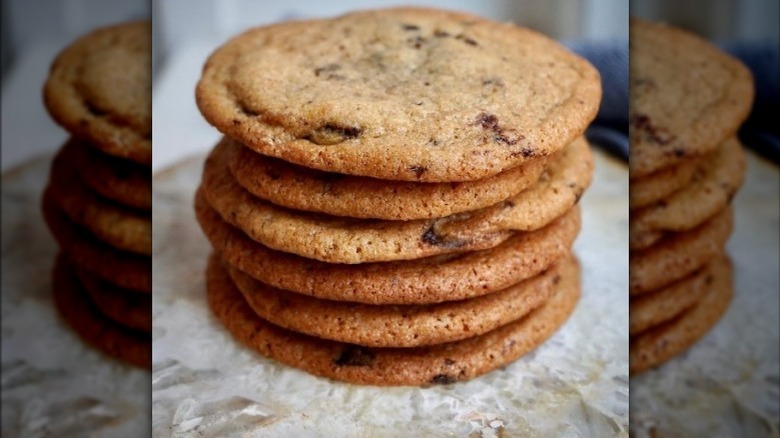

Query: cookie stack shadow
[40,22,151,368]
[193,9,601,386]
[628,19,754,374]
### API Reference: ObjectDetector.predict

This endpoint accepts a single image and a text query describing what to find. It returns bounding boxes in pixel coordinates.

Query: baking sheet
[1,156,150,437]
[629,153,780,437]
[151,149,629,437]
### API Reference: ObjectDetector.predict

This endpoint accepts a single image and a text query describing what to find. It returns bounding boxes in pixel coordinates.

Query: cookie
[225,136,551,220]
[76,267,151,332]
[43,21,151,165]
[629,228,665,252]
[225,252,577,348]
[196,7,600,182]
[206,251,580,386]
[52,254,150,368]
[629,18,754,178]
[630,206,732,296]
[630,137,745,250]
[71,137,151,210]
[196,192,580,304]
[629,255,725,336]
[42,193,151,292]
[46,142,151,255]
[199,136,591,264]
[629,153,700,209]
[630,256,732,374]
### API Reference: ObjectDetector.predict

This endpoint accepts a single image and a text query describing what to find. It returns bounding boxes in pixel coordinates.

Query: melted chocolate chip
[408,36,425,49]
[306,123,362,145]
[444,358,455,365]
[430,374,456,385]
[482,77,505,87]
[314,63,341,77]
[475,112,522,146]
[455,34,478,46]
[409,165,428,178]
[422,226,466,249]
[630,113,676,145]
[476,112,499,129]
[334,345,375,366]
[402,23,420,31]
[434,29,451,37]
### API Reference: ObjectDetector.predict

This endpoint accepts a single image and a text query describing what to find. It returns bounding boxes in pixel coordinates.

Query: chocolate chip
[482,77,505,87]
[493,130,521,146]
[305,123,362,145]
[552,275,561,285]
[314,64,340,76]
[422,227,441,246]
[434,29,451,37]
[408,36,425,49]
[455,34,478,46]
[334,345,375,366]
[674,148,686,157]
[630,113,676,145]
[476,112,499,129]
[232,119,241,125]
[409,165,428,178]
[503,200,515,209]
[430,374,456,385]
[402,23,420,31]
[475,113,522,146]
[444,358,455,365]
[422,225,466,249]
[428,138,440,146]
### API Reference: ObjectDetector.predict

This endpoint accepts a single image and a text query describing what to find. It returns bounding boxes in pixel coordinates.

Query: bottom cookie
[52,254,150,368]
[629,257,732,375]
[206,253,580,386]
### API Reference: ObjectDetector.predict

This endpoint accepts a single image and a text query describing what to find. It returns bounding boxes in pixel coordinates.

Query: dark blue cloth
[566,40,629,161]
[722,41,780,163]
[563,39,780,164]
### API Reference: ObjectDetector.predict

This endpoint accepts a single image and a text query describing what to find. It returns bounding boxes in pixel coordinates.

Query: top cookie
[44,21,151,165]
[629,19,754,178]
[196,7,601,182]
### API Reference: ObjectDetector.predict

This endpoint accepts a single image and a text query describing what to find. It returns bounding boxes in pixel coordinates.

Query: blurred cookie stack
[41,22,152,368]
[194,8,601,385]
[629,19,754,374]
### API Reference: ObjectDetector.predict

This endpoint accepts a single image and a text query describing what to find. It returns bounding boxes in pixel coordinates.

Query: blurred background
[1,0,150,172]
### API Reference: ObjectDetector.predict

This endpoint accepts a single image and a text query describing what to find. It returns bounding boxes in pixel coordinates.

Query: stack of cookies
[628,19,754,374]
[41,22,152,368]
[194,8,601,385]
